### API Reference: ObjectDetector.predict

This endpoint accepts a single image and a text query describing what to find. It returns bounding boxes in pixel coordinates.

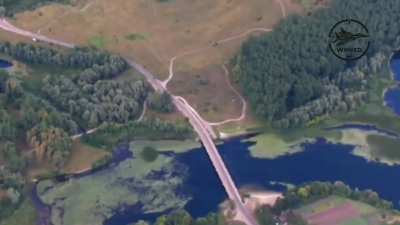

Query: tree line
[0,42,128,81]
[273,181,393,213]
[82,118,194,150]
[233,0,400,127]
[0,0,69,16]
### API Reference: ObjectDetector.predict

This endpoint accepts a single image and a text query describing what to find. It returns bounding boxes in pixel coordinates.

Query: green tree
[27,124,72,169]
[0,142,26,172]
[148,91,174,113]
[140,146,159,162]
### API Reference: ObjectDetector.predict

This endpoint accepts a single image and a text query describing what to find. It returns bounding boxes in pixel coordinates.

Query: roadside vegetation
[147,91,175,113]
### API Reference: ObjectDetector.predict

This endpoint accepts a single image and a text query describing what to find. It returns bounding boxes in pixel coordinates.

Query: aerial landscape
[1,0,400,225]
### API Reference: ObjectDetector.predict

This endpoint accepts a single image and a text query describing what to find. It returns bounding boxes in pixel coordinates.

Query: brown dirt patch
[63,140,109,174]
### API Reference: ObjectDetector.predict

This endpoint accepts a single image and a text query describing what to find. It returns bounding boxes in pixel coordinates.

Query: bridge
[0,19,259,225]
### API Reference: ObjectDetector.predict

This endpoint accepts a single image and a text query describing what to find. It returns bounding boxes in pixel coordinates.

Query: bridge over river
[0,18,259,225]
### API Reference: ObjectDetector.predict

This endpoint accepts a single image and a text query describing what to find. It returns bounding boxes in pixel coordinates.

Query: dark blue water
[106,53,400,225]
[386,89,400,116]
[49,52,394,225]
[0,59,12,69]
[177,139,400,218]
[385,53,400,116]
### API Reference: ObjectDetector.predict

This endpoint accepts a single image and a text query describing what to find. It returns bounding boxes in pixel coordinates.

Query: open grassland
[296,196,395,225]
[8,0,302,126]
[12,0,286,76]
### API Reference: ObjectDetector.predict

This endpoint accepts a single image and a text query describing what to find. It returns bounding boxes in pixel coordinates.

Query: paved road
[0,18,257,225]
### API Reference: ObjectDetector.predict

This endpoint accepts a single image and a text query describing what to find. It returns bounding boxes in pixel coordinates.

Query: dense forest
[0,42,154,129]
[0,42,179,221]
[82,118,194,150]
[234,0,400,127]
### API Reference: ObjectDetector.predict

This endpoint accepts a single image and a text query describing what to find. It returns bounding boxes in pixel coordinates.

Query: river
[0,59,12,69]
[105,52,400,224]
[385,52,400,116]
[33,54,400,225]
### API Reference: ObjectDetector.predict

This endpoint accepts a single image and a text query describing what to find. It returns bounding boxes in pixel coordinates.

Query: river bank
[28,51,400,225]
[233,51,400,165]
